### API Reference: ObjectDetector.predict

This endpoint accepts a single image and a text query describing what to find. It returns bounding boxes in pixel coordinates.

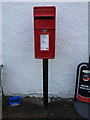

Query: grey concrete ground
[2,97,85,119]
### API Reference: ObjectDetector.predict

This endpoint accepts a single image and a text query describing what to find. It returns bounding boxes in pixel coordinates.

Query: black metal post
[43,59,48,109]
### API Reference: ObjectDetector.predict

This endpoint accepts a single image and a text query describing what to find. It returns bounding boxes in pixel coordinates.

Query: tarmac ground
[2,96,86,119]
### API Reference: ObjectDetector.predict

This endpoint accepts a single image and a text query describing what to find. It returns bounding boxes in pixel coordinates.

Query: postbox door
[34,29,55,59]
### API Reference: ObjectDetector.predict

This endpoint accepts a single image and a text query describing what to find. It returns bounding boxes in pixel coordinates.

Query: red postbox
[34,6,56,59]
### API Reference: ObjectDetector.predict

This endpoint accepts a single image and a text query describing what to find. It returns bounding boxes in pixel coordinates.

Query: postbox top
[34,6,56,17]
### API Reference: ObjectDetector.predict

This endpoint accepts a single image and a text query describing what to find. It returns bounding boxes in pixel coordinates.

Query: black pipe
[43,59,48,109]
[89,55,90,69]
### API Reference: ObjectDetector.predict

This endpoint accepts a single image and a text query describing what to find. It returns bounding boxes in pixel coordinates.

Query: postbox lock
[42,29,47,32]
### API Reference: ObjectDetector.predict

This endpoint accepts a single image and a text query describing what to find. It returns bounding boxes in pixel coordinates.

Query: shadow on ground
[2,96,85,119]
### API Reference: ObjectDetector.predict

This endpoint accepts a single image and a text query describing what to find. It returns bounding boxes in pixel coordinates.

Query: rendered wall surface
[2,2,88,98]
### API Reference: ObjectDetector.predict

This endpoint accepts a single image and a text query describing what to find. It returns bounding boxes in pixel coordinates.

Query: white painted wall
[0,3,2,119]
[2,2,88,98]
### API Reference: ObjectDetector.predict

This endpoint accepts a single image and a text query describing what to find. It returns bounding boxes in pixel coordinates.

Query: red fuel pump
[77,65,90,103]
[74,56,90,119]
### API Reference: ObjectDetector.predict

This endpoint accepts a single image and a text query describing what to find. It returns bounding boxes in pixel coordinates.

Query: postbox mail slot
[35,16,54,19]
